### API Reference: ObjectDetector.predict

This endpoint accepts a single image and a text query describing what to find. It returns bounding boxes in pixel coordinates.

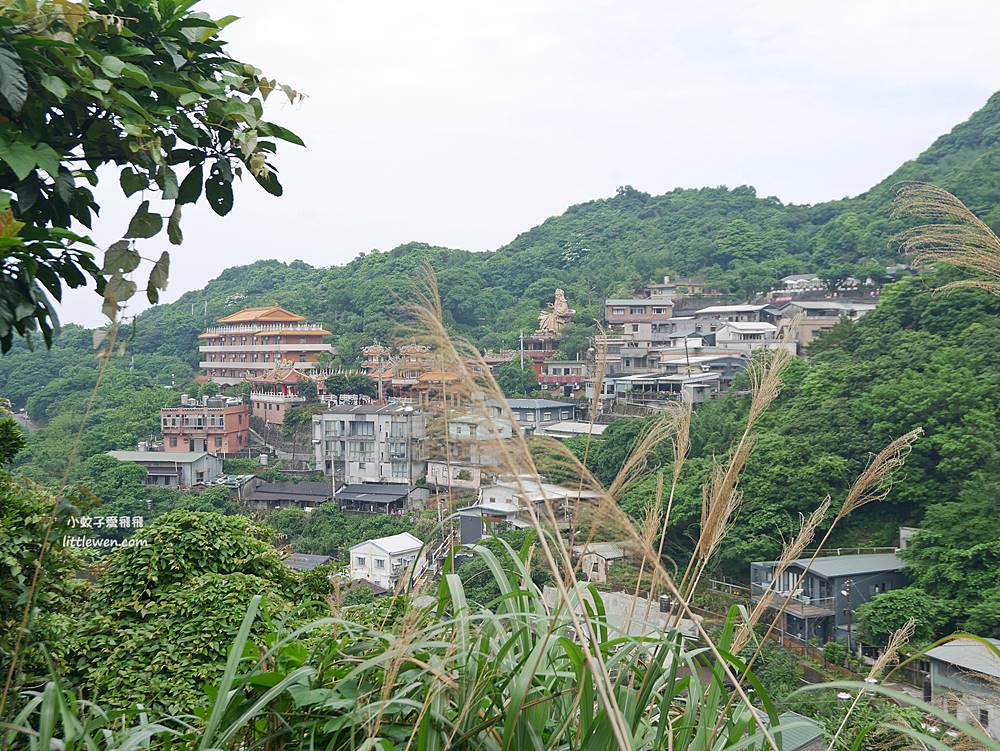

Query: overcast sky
[60,0,1000,326]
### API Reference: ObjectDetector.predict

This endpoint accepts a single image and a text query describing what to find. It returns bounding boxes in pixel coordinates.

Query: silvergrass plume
[893,182,1000,294]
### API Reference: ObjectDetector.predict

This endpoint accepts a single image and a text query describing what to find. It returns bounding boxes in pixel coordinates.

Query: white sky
[60,0,1000,326]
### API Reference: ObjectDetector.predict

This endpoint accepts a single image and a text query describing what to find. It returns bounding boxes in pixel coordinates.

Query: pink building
[250,367,316,426]
[161,395,249,455]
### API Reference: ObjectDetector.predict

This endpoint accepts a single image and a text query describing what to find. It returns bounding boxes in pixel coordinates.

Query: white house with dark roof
[926,637,1000,740]
[505,399,576,427]
[349,532,424,590]
[106,449,222,488]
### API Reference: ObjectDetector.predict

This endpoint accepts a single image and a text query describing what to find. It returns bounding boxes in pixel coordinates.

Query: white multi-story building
[348,532,425,590]
[312,404,428,486]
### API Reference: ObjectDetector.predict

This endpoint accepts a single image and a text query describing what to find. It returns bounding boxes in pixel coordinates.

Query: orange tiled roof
[216,306,306,324]
[250,367,314,384]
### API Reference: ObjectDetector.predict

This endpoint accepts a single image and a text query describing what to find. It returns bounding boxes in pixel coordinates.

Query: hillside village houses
[458,476,603,544]
[425,405,515,491]
[160,394,249,454]
[750,551,908,646]
[349,532,425,590]
[311,403,428,486]
[106,448,223,488]
[925,637,1000,741]
[587,275,877,412]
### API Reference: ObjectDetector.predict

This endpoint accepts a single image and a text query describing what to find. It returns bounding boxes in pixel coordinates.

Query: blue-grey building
[750,552,908,645]
[926,637,1000,741]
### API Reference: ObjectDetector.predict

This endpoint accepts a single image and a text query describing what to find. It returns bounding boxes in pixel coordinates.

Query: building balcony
[200,322,329,335]
[539,374,585,384]
[250,393,306,404]
[198,343,333,353]
[750,583,836,618]
[162,424,227,433]
[199,361,318,371]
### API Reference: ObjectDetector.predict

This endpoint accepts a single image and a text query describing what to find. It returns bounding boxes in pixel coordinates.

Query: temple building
[249,366,318,426]
[198,305,334,386]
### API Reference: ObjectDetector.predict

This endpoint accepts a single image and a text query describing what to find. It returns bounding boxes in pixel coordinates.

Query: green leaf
[179,91,200,106]
[40,75,69,100]
[120,168,148,197]
[102,240,141,274]
[158,165,179,200]
[100,55,126,78]
[0,134,36,180]
[121,63,152,88]
[167,203,183,245]
[258,121,305,147]
[31,144,60,178]
[177,163,203,204]
[0,44,27,113]
[125,200,163,239]
[205,174,233,216]
[147,251,170,303]
[251,165,282,197]
[91,78,112,93]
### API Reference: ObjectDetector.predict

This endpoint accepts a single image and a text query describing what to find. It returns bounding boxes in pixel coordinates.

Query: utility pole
[842,578,854,654]
[519,331,525,370]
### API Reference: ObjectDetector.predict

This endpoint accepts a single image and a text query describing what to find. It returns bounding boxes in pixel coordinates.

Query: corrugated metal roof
[925,637,1000,678]
[108,450,210,463]
[352,532,424,555]
[789,553,904,578]
[506,399,576,409]
[284,553,332,571]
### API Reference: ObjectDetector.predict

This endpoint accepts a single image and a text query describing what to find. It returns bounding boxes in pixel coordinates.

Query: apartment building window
[215,437,223,447]
[169,437,177,447]
[391,461,407,478]
[612,307,625,315]
[653,307,666,314]
[630,307,645,315]
[980,708,989,727]
[525,413,535,422]
[375,558,385,569]
[351,421,375,437]
[240,336,247,344]
[355,556,366,567]
[561,410,570,418]
[542,411,552,421]
[389,421,406,437]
